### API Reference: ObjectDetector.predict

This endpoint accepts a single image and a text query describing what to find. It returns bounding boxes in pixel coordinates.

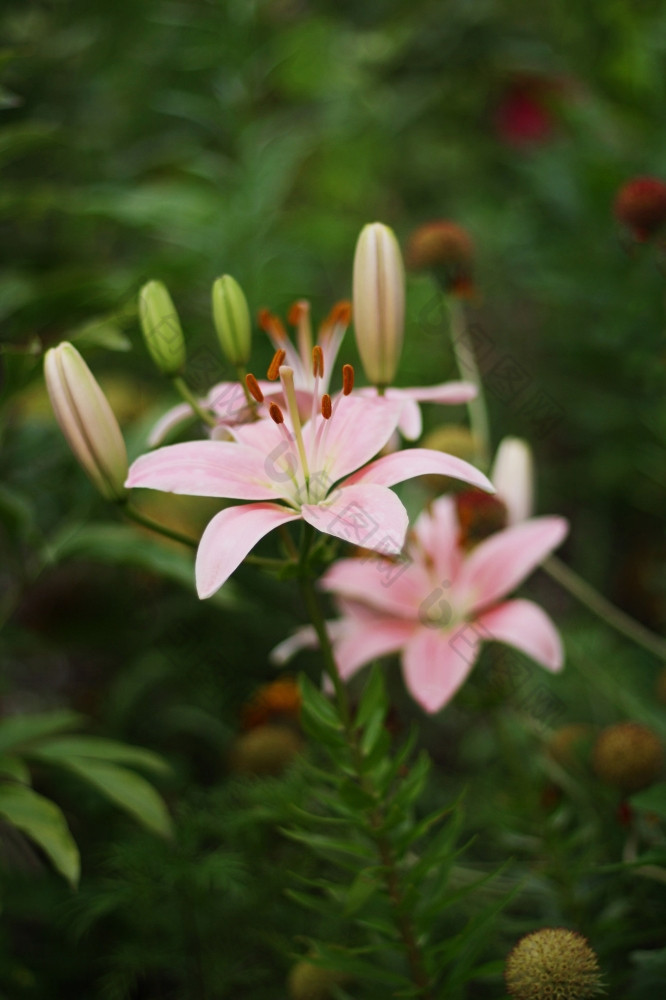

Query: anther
[312,345,324,379]
[245,373,264,403]
[269,402,285,424]
[267,349,286,381]
[258,309,286,339]
[342,364,354,395]
[329,300,352,326]
[321,394,332,419]
[288,300,309,326]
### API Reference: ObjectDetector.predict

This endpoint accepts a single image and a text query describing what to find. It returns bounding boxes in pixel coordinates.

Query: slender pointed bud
[267,349,286,381]
[44,342,128,502]
[245,373,264,403]
[352,222,405,387]
[321,394,332,419]
[211,274,252,366]
[491,437,534,524]
[138,280,186,377]
[342,363,354,395]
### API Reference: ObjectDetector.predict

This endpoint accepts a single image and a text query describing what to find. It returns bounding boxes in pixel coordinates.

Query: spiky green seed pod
[212,274,252,366]
[505,928,604,1000]
[139,280,186,376]
[592,721,663,793]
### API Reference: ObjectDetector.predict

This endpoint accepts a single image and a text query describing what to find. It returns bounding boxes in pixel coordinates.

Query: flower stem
[171,376,218,428]
[297,529,433,998]
[123,503,199,548]
[544,554,666,662]
[447,296,491,470]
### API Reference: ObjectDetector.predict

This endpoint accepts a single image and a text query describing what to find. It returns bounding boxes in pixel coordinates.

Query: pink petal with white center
[321,558,430,619]
[148,402,197,447]
[455,516,569,615]
[412,496,464,586]
[195,502,300,598]
[333,615,416,681]
[402,624,480,713]
[314,395,404,484]
[302,483,409,554]
[126,441,286,500]
[342,447,494,494]
[476,599,564,671]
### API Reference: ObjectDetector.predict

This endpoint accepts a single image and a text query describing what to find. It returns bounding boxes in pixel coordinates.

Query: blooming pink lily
[315,495,568,713]
[360,382,478,441]
[126,363,494,599]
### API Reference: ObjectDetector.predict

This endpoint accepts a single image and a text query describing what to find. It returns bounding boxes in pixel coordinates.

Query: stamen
[329,300,352,327]
[342,363,355,395]
[321,394,332,419]
[289,299,312,366]
[267,349,286,381]
[269,402,284,424]
[258,309,287,340]
[279,365,310,483]
[312,345,324,379]
[245,373,264,403]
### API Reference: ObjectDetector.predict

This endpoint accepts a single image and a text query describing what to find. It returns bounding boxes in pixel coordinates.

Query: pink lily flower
[359,381,478,441]
[147,378,276,447]
[315,496,568,713]
[126,359,494,600]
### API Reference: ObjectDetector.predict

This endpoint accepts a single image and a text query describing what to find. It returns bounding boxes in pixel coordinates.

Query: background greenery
[1,1,666,997]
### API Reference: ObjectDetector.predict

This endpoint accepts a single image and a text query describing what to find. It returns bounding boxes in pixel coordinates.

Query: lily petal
[196,502,300,598]
[397,398,422,440]
[491,437,534,524]
[148,402,196,447]
[333,615,416,681]
[302,483,408,554]
[412,495,464,587]
[314,395,404,485]
[456,516,569,615]
[476,599,564,671]
[342,447,494,494]
[126,441,286,500]
[322,558,430,619]
[402,625,479,713]
[396,381,477,405]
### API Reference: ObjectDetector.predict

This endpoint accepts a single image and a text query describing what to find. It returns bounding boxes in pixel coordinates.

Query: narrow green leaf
[280,827,373,861]
[56,758,172,838]
[0,783,79,886]
[355,664,388,730]
[26,736,171,775]
[344,869,380,915]
[0,755,31,784]
[0,710,83,756]
[630,783,666,821]
[299,675,344,731]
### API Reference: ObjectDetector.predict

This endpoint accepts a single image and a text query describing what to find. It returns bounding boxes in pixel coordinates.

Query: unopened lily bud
[505,928,604,1000]
[139,280,186,376]
[352,222,405,388]
[592,721,663,793]
[491,437,534,525]
[44,342,128,502]
[212,274,252,366]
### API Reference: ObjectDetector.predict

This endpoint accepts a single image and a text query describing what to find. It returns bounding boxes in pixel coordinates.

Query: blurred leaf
[0,710,83,756]
[54,757,172,839]
[0,755,30,784]
[0,783,79,886]
[69,318,132,353]
[0,122,57,167]
[25,736,171,776]
[630,783,666,821]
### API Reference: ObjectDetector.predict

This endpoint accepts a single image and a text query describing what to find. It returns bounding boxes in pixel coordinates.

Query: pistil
[279,365,311,486]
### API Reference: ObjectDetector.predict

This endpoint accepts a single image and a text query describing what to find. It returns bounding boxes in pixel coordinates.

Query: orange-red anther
[321,394,332,419]
[342,364,354,395]
[258,309,287,339]
[312,345,324,379]
[245,373,264,403]
[267,349,286,381]
[329,300,352,326]
[269,402,285,424]
[288,300,309,326]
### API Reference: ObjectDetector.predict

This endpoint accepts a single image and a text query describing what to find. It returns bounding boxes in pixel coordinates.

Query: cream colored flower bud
[352,222,405,387]
[212,274,252,366]
[491,437,534,525]
[44,342,128,501]
[139,280,186,376]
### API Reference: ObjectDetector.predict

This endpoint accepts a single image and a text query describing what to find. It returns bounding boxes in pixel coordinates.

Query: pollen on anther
[267,349,286,381]
[258,309,286,339]
[342,364,355,395]
[245,373,264,403]
[288,300,309,325]
[329,300,352,326]
[312,345,324,378]
[269,402,284,424]
[321,393,332,419]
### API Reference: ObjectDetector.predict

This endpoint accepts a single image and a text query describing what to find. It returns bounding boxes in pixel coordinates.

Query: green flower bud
[352,222,405,388]
[44,342,128,502]
[139,280,186,377]
[212,274,252,366]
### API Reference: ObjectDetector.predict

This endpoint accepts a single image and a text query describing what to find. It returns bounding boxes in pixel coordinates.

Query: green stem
[123,503,199,548]
[544,555,666,663]
[297,529,433,998]
[171,376,218,428]
[447,296,491,470]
